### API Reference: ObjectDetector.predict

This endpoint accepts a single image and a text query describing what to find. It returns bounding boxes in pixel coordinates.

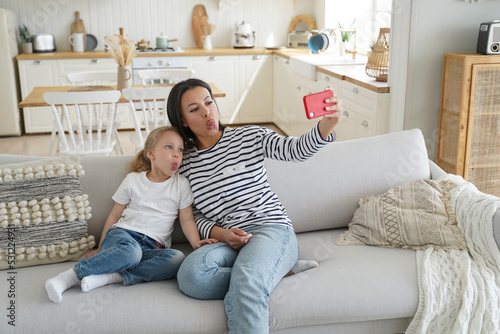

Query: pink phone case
[303,90,336,119]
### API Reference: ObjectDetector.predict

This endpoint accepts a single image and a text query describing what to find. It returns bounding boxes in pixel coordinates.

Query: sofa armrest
[494,209,500,251]
[429,160,447,180]
[427,160,500,250]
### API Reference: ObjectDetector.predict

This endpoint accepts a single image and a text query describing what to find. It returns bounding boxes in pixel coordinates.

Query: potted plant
[19,25,33,54]
[338,20,356,56]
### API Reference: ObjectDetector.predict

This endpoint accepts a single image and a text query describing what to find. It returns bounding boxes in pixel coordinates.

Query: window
[325,0,392,54]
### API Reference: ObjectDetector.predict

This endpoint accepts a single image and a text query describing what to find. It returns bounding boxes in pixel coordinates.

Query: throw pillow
[336,179,467,251]
[0,156,95,270]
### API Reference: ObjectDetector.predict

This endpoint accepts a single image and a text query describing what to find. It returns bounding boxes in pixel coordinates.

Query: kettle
[233,21,255,48]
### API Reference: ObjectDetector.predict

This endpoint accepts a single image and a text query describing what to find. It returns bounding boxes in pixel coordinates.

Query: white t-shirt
[112,171,193,248]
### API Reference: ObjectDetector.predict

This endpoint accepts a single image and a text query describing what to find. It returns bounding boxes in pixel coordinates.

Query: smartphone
[303,90,336,119]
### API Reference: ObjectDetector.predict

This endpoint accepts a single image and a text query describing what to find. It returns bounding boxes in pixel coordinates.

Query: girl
[167,79,342,333]
[45,126,217,303]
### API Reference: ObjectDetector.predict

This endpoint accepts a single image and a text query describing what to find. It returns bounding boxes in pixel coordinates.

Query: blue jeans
[177,224,298,334]
[74,228,185,285]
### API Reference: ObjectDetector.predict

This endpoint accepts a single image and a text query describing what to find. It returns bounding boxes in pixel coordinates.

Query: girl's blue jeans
[177,224,299,334]
[74,227,185,285]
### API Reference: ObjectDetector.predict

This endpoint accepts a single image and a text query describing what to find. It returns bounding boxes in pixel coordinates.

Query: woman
[167,79,342,333]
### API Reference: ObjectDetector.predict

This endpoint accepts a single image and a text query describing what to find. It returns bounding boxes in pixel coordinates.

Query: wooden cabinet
[437,53,500,196]
[237,55,272,123]
[188,55,239,124]
[58,58,117,85]
[18,59,59,133]
[273,55,294,134]
[273,54,390,139]
[337,80,385,141]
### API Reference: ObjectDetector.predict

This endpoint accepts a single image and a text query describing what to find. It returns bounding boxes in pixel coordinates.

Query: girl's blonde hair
[128,126,182,173]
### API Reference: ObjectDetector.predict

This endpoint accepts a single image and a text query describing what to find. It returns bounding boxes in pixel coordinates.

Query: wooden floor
[0,124,285,156]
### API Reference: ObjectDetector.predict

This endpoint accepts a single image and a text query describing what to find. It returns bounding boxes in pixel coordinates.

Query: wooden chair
[136,69,194,84]
[66,71,117,86]
[122,87,172,152]
[43,91,122,156]
[61,71,123,155]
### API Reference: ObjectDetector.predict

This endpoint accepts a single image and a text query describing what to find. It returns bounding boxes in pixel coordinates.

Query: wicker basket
[365,28,390,82]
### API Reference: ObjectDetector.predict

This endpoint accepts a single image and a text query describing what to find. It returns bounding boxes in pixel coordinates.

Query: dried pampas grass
[105,34,136,66]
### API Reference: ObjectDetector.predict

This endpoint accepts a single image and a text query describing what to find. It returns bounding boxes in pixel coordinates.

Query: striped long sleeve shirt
[178,124,335,239]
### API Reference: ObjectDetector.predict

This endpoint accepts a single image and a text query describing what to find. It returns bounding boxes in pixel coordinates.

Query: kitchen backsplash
[1,0,315,51]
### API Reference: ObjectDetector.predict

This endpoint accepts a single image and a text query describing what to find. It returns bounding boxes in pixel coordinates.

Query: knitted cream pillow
[337,179,467,251]
[0,156,95,270]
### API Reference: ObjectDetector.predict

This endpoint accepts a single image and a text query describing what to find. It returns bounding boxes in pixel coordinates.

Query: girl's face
[146,131,184,182]
[180,86,220,142]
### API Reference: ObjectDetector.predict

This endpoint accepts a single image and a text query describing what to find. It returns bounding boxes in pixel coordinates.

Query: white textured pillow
[337,179,467,251]
[0,156,95,270]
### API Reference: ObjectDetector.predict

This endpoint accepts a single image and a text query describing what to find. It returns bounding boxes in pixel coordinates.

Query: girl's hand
[223,228,252,250]
[85,249,99,259]
[318,88,343,140]
[194,238,219,249]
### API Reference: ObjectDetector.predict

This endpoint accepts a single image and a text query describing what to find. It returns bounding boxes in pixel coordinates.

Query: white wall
[1,0,314,51]
[403,0,500,160]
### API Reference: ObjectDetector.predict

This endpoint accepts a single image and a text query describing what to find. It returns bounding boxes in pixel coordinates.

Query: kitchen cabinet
[336,80,387,141]
[273,55,319,136]
[273,56,295,134]
[436,53,500,196]
[187,55,239,123]
[18,59,59,133]
[58,58,117,85]
[237,55,272,123]
[273,53,389,139]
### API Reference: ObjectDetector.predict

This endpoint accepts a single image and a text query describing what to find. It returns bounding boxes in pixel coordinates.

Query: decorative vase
[365,28,390,82]
[339,42,346,56]
[117,65,132,91]
[22,42,33,54]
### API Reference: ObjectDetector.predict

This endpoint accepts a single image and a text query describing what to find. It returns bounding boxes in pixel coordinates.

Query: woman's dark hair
[167,78,225,149]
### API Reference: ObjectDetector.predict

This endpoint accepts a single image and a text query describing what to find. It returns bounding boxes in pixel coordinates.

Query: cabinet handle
[343,110,349,117]
[361,120,368,127]
[252,55,260,60]
[324,76,330,81]
[91,59,100,64]
[285,60,289,65]
[209,56,217,61]
[34,60,43,65]
[296,86,301,91]
[352,87,359,94]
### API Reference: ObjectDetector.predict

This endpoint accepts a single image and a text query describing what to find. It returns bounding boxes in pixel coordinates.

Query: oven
[132,47,188,84]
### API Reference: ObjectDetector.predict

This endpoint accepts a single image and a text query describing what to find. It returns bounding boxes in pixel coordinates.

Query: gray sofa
[1,128,499,334]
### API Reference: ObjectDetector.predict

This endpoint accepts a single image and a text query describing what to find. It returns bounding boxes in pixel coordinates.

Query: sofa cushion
[0,156,95,270]
[336,179,467,251]
[270,229,417,331]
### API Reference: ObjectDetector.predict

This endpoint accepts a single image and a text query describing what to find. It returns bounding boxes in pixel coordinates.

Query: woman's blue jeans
[74,228,185,285]
[177,224,299,334]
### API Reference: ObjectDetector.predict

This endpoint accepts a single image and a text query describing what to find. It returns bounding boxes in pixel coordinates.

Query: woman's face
[180,86,220,140]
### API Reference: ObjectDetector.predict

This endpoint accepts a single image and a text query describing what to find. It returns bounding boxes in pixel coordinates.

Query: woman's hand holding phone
[303,87,342,139]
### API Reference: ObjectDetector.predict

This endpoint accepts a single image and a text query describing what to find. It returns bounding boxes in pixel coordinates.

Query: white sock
[45,268,79,303]
[291,260,318,274]
[81,273,123,292]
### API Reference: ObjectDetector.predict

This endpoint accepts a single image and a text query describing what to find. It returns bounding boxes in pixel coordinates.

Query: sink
[289,55,365,80]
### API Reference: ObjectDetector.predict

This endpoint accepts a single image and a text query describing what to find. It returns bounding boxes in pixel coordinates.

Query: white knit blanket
[407,175,500,334]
